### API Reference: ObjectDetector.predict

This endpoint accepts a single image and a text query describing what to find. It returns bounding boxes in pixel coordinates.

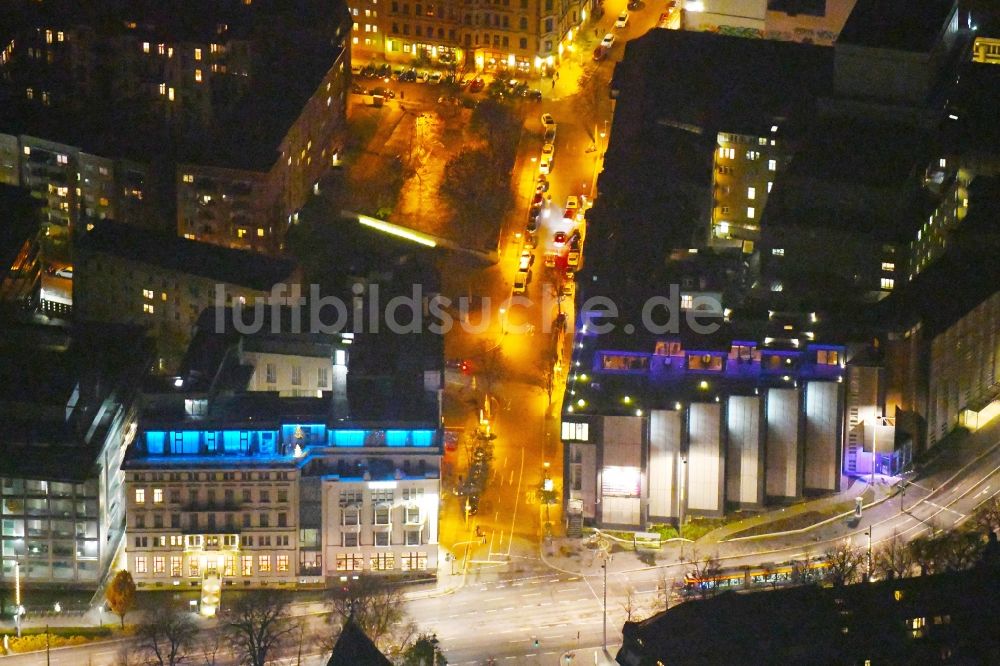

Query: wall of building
[176,165,270,252]
[765,0,858,45]
[322,476,439,576]
[765,387,800,498]
[682,0,767,35]
[803,380,841,492]
[125,467,301,587]
[687,403,724,514]
[648,409,681,520]
[711,130,783,248]
[928,289,1000,445]
[598,416,643,526]
[725,395,764,506]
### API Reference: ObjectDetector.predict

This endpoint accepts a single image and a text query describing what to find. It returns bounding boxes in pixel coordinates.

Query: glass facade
[1,477,101,582]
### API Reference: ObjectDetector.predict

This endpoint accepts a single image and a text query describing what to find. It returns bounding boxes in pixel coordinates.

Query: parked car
[541,113,556,128]
[615,10,629,28]
[350,83,367,94]
[553,231,567,247]
[376,63,392,78]
[539,156,552,175]
[399,69,417,82]
[428,72,443,84]
[522,88,542,101]
[601,33,616,49]
[544,252,557,268]
[564,196,579,218]
[536,174,550,192]
[468,77,485,92]
[518,250,534,271]
[370,86,395,99]
[593,45,607,61]
[541,143,554,159]
[544,126,556,143]
[513,269,530,294]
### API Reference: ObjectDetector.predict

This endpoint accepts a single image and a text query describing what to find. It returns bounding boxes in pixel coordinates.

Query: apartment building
[0,323,151,588]
[0,0,352,252]
[355,0,592,74]
[74,220,297,371]
[710,128,785,249]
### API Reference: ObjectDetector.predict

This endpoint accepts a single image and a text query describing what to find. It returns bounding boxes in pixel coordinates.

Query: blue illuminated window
[146,431,166,455]
[331,430,366,447]
[386,431,409,447]
[411,430,434,447]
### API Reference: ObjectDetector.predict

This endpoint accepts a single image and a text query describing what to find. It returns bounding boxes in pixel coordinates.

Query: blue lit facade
[562,326,850,528]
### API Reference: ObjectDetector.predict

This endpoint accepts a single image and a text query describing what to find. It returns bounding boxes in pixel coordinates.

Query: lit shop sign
[602,466,640,497]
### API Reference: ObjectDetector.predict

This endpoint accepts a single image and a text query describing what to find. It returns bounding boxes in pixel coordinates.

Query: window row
[340,529,423,547]
[340,505,422,525]
[132,511,289,529]
[133,554,290,576]
[335,551,427,571]
[132,471,291,482]
[133,487,289,504]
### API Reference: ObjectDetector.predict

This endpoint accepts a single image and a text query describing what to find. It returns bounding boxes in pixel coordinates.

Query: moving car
[615,10,629,28]
[518,250,534,271]
[553,231,567,247]
[541,113,556,129]
[601,33,616,49]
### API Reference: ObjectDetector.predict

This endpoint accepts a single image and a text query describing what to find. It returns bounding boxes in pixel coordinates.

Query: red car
[468,77,485,93]
[553,231,567,247]
[593,45,607,61]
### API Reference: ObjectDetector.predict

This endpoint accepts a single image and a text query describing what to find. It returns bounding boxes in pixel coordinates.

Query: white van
[513,269,530,294]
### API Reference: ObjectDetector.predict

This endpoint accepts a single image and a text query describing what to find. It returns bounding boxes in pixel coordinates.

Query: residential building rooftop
[837,0,957,52]
[79,220,296,291]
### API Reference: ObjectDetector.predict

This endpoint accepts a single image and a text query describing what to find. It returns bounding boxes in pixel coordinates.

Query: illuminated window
[745,150,760,160]
[223,556,235,576]
[401,552,427,570]
[374,506,390,525]
[337,554,364,570]
[189,559,199,577]
[747,187,756,200]
[26,88,33,100]
[135,556,148,573]
[170,556,182,577]
[159,83,166,96]
[276,555,289,572]
[153,556,165,574]
[194,69,202,83]
[772,248,784,256]
[816,349,839,366]
[167,47,173,58]
[768,159,777,171]
[143,42,150,53]
[143,304,155,314]
[168,87,175,101]
[767,181,773,193]
[256,228,264,237]
[258,555,271,573]
[194,47,202,60]
[561,422,589,441]
[881,262,895,272]
[747,207,755,219]
[680,294,694,310]
[46,30,53,44]
[158,44,165,55]
[135,488,145,503]
[371,553,395,570]
[153,488,163,503]
[881,278,895,290]
[241,556,252,576]
[237,229,247,238]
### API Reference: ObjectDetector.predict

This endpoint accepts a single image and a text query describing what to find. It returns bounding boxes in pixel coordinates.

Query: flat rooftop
[81,220,295,291]
[837,0,955,52]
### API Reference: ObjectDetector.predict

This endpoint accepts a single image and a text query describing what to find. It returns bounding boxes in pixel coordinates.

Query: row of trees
[106,572,446,665]
[441,98,521,248]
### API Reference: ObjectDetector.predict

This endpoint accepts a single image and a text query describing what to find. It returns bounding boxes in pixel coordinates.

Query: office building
[123,312,444,593]
[0,323,151,587]
[681,0,859,45]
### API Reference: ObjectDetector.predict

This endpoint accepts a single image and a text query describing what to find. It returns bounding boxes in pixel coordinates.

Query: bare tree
[620,585,639,622]
[790,557,816,586]
[874,531,914,581]
[327,576,408,651]
[972,496,1000,536]
[936,530,985,572]
[655,571,671,612]
[223,590,295,666]
[199,629,224,666]
[136,604,200,666]
[908,534,939,575]
[824,540,864,586]
[686,550,723,599]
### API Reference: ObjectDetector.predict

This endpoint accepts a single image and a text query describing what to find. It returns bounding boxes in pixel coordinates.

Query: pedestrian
[551,78,555,89]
